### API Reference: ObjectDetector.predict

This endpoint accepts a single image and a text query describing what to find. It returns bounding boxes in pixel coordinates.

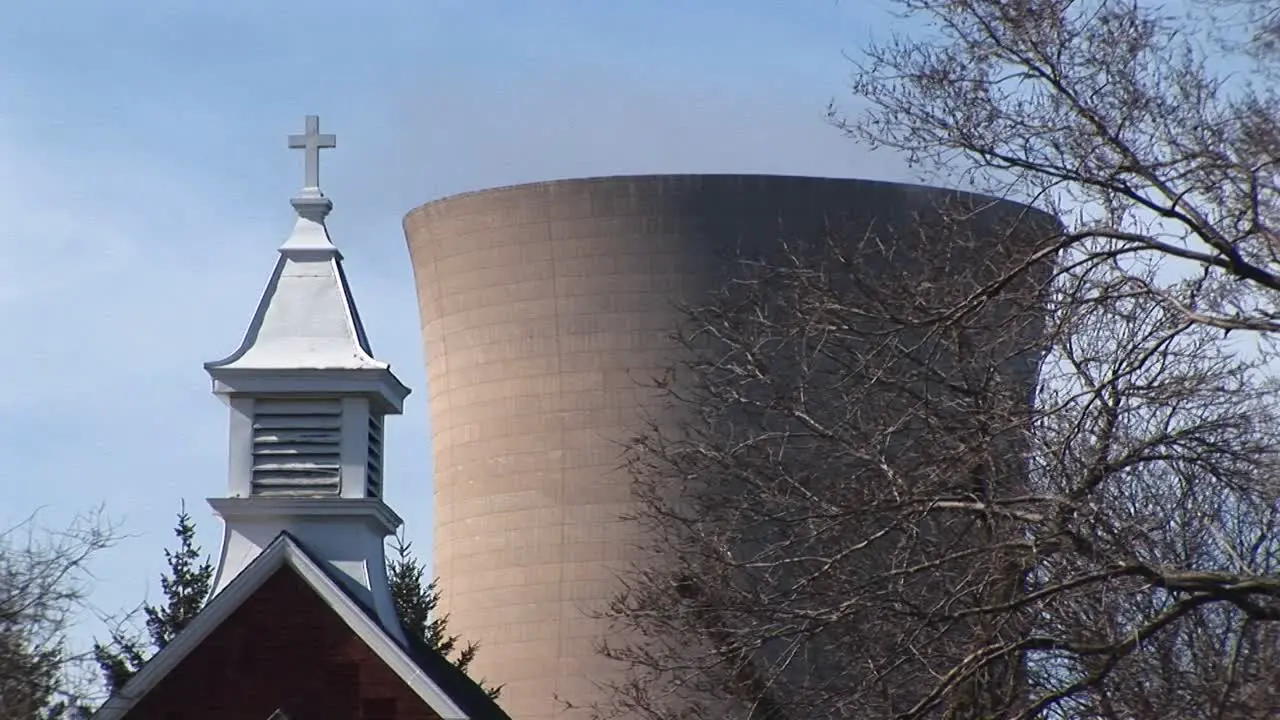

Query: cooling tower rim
[403,173,1057,224]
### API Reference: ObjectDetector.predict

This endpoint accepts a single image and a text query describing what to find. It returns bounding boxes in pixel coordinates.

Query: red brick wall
[124,566,444,720]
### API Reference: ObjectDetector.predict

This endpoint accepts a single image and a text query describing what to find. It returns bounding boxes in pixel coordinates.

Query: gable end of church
[94,534,509,720]
[124,564,442,720]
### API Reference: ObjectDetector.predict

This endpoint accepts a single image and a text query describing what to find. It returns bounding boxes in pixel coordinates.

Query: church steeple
[204,116,410,640]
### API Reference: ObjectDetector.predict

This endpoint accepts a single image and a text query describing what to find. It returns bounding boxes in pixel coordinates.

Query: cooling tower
[403,174,1054,719]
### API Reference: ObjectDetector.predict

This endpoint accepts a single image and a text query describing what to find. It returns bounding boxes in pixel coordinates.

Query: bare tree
[0,509,118,719]
[590,1,1280,718]
[1206,0,1280,62]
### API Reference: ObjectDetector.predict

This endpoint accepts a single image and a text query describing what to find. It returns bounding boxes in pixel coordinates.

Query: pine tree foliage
[93,504,212,693]
[388,536,501,699]
[143,506,212,651]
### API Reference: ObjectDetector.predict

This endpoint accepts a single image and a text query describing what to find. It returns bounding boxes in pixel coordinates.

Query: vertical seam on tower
[428,219,452,602]
[544,197,567,705]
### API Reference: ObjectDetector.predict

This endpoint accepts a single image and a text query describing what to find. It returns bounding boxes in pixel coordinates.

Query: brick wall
[125,566,442,720]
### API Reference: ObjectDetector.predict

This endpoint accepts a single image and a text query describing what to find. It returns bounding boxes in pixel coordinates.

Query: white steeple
[204,115,410,641]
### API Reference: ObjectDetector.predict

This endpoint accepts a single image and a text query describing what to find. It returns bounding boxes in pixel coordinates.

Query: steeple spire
[203,115,410,640]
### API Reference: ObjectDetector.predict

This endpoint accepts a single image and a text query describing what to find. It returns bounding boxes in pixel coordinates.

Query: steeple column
[203,115,410,642]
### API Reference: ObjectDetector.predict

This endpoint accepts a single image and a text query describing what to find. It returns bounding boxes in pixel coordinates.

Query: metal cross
[287,115,336,190]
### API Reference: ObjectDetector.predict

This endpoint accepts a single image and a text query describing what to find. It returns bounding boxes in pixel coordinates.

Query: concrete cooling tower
[402,174,1054,719]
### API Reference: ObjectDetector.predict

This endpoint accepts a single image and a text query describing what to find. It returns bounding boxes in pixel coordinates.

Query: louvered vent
[366,414,384,498]
[251,399,342,496]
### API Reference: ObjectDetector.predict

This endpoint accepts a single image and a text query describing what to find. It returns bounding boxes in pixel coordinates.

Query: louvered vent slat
[367,414,384,499]
[252,399,342,496]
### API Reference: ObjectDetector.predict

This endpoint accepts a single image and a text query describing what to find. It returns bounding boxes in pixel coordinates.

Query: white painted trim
[207,496,402,529]
[283,539,466,718]
[207,367,410,415]
[226,397,256,498]
[91,535,469,720]
[338,397,373,499]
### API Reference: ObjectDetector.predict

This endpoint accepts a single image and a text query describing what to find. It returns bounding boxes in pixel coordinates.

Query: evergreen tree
[142,504,212,651]
[387,536,501,699]
[92,504,212,693]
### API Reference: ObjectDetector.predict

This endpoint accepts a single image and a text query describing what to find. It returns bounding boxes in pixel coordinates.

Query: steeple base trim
[208,496,406,643]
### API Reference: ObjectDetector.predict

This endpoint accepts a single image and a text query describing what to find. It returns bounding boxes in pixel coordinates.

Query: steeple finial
[287,115,336,220]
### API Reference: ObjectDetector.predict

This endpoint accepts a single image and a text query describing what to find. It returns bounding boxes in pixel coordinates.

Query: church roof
[92,532,512,720]
[291,533,510,720]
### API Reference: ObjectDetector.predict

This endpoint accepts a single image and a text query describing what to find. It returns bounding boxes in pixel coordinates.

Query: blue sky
[0,1,913,655]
